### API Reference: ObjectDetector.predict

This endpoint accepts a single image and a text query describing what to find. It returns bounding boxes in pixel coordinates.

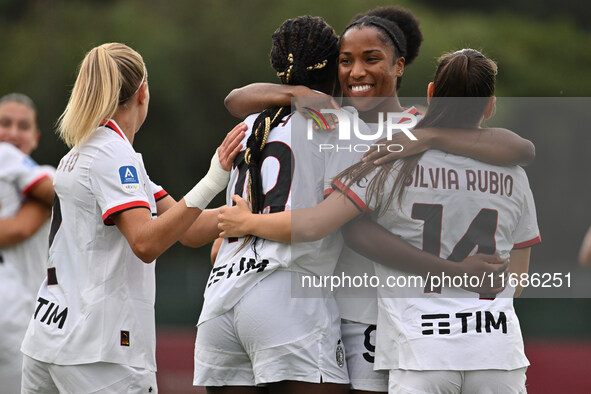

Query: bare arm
[224,83,339,122]
[225,83,303,119]
[579,227,591,266]
[112,199,203,263]
[364,127,535,167]
[217,192,361,243]
[509,247,531,297]
[429,127,535,166]
[342,215,508,294]
[154,195,221,248]
[180,208,220,247]
[217,195,292,242]
[292,192,362,241]
[26,176,55,207]
[0,199,51,247]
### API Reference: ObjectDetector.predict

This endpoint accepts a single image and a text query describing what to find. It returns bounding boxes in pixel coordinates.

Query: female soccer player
[194,16,354,394]
[19,42,245,394]
[0,93,52,291]
[344,48,539,393]
[0,93,54,394]
[220,7,533,394]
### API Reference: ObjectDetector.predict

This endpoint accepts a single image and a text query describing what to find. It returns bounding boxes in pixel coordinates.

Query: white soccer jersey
[11,165,56,299]
[21,120,167,371]
[0,144,53,378]
[0,143,51,238]
[333,107,421,325]
[199,109,367,324]
[346,149,540,371]
[0,142,51,202]
[0,143,52,279]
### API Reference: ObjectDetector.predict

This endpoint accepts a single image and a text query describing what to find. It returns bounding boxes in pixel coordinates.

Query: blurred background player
[0,93,54,295]
[0,93,55,394]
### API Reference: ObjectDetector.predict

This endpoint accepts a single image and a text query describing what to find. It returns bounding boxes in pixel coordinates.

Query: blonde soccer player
[20,43,245,394]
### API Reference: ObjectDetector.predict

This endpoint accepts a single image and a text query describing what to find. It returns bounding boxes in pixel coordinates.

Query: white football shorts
[21,355,157,394]
[388,367,527,393]
[193,270,349,387]
[341,319,388,392]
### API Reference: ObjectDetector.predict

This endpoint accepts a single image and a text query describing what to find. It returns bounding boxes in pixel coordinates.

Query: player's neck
[112,110,139,145]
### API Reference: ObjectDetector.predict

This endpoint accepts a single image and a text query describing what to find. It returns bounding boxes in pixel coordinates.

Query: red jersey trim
[323,188,334,199]
[400,107,421,123]
[103,201,150,225]
[154,189,168,202]
[331,179,368,212]
[514,235,542,249]
[22,173,51,196]
[101,119,125,140]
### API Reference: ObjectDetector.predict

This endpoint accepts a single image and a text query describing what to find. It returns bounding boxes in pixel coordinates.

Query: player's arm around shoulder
[225,83,313,119]
[430,127,535,166]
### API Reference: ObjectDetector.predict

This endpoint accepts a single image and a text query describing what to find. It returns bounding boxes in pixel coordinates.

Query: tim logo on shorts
[119,166,140,192]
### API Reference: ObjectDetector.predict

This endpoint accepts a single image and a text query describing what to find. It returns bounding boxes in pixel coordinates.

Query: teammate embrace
[8,6,540,394]
[211,6,539,394]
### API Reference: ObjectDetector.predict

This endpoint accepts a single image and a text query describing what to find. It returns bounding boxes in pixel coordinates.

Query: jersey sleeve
[512,171,541,249]
[331,177,370,212]
[88,141,151,225]
[0,143,51,195]
[323,108,370,209]
[148,178,168,202]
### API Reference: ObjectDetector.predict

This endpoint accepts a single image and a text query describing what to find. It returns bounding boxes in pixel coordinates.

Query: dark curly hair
[344,6,423,89]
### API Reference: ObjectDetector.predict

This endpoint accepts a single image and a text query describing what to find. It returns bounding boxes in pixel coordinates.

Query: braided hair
[243,16,338,252]
[344,6,423,90]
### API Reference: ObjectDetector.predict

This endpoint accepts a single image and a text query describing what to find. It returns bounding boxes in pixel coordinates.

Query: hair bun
[354,6,423,65]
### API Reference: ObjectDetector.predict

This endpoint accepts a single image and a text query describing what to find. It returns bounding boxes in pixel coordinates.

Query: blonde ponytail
[57,43,146,147]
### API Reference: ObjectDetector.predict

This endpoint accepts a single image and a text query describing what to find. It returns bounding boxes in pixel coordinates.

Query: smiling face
[338,26,405,119]
[0,101,39,154]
